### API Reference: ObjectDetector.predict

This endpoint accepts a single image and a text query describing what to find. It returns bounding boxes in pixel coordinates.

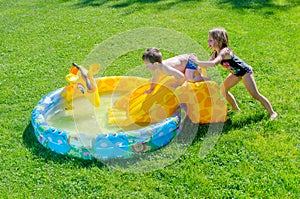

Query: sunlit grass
[0,0,299,198]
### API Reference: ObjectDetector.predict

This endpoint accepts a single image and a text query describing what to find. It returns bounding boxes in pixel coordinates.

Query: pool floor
[46,92,130,135]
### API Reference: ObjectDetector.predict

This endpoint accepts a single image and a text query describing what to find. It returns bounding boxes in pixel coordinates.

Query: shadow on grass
[71,0,299,10]
[218,0,299,10]
[22,120,197,171]
[73,0,202,8]
[22,112,265,167]
[22,122,104,168]
[193,111,266,142]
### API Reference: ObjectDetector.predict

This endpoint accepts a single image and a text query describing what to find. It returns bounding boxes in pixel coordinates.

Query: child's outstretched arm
[189,53,222,68]
[144,72,159,94]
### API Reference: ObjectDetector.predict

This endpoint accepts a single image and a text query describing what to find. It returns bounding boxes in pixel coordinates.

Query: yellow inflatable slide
[109,74,227,126]
[62,63,226,127]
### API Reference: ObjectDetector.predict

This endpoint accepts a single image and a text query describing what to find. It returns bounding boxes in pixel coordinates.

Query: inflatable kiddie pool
[31,64,187,160]
[31,63,227,160]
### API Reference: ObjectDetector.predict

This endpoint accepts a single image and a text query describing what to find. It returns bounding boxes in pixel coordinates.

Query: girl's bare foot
[270,112,278,120]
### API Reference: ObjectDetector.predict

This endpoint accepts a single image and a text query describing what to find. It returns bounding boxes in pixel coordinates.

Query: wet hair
[142,48,163,63]
[209,27,229,49]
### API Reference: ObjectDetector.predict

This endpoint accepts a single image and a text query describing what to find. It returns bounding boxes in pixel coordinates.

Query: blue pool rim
[31,83,187,160]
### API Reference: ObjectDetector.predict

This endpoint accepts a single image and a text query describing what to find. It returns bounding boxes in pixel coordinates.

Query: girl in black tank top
[191,28,277,120]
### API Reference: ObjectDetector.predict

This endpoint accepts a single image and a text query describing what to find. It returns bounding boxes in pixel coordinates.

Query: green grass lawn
[1,0,299,198]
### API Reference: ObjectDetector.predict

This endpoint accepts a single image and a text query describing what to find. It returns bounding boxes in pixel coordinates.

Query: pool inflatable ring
[31,63,226,160]
[31,76,186,160]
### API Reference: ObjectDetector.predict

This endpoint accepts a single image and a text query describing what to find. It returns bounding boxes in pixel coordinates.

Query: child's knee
[251,92,261,100]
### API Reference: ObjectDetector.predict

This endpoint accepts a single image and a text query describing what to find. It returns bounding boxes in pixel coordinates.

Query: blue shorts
[186,59,198,70]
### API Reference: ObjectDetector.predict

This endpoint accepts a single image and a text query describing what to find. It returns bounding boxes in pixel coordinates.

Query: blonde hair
[209,27,229,49]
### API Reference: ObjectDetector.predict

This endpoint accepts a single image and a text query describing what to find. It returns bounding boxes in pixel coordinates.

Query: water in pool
[47,92,129,135]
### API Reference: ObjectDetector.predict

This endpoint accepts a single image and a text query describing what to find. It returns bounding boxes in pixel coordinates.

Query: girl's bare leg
[221,73,242,111]
[242,73,278,119]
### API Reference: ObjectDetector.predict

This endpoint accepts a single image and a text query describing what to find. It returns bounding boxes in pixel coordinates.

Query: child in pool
[190,27,278,120]
[142,47,210,94]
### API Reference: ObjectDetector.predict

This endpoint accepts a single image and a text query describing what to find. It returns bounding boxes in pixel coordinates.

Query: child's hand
[144,89,153,94]
[189,54,197,62]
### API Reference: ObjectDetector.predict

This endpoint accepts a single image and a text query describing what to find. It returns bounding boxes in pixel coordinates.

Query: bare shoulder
[220,48,233,59]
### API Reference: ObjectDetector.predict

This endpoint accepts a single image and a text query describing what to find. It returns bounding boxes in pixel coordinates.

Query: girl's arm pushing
[189,51,226,68]
[191,56,222,68]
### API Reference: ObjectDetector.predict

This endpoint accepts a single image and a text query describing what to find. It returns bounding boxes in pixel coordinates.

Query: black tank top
[220,54,252,77]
